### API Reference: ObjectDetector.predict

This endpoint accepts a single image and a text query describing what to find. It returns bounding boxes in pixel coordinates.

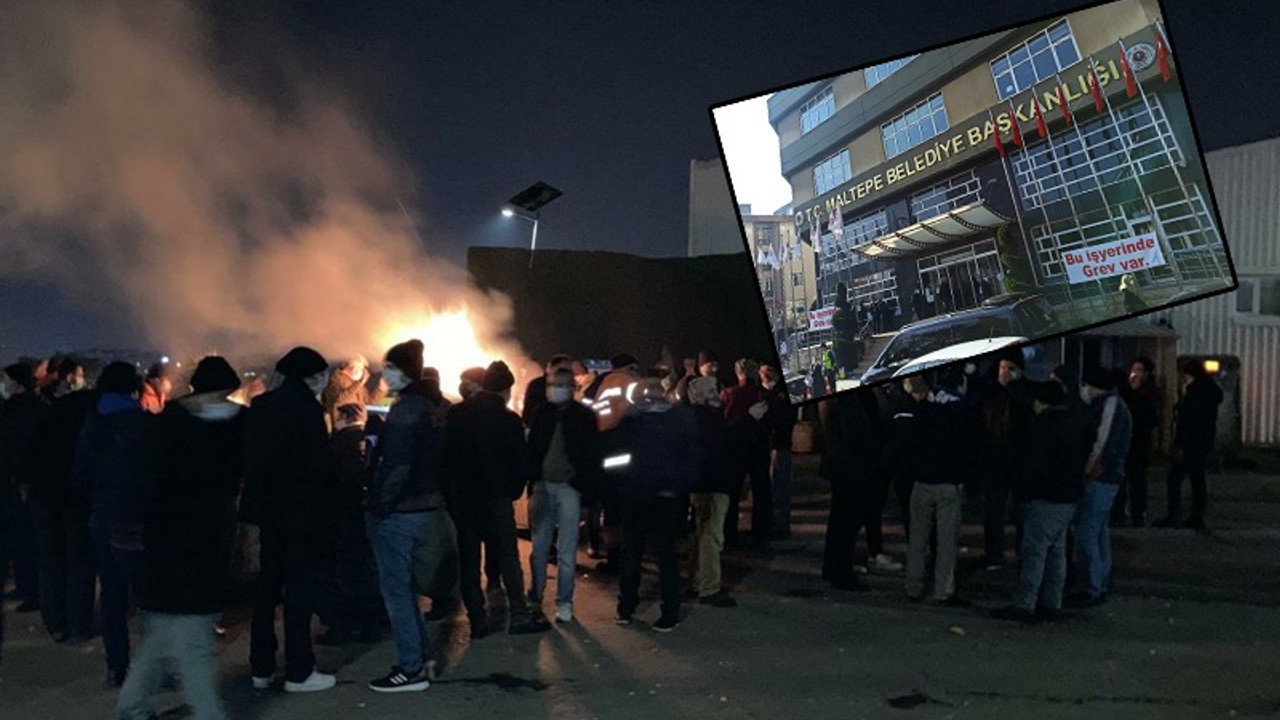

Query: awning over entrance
[852,201,1012,259]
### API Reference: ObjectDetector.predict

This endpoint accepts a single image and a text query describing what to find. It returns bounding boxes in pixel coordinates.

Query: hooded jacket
[74,393,152,543]
[141,392,244,614]
[367,379,448,516]
[241,376,336,537]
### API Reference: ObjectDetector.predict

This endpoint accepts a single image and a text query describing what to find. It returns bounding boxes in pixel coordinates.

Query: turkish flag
[992,124,1006,157]
[1008,102,1024,147]
[1089,64,1105,114]
[1033,95,1048,138]
[1057,83,1073,126]
[1120,45,1138,97]
[1156,29,1172,82]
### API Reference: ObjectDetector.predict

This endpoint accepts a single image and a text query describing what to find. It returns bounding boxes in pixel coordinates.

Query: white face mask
[547,386,572,404]
[383,367,410,392]
[68,376,87,392]
[305,374,329,396]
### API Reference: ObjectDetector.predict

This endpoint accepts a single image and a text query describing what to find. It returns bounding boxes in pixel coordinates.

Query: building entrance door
[918,239,1002,314]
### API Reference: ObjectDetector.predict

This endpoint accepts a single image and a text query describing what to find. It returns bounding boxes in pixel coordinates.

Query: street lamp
[502,181,562,268]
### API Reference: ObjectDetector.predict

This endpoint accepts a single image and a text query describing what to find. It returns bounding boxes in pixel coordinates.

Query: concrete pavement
[3,454,1279,719]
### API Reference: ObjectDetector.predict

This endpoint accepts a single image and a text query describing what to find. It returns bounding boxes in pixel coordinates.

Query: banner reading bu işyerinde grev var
[1062,233,1166,284]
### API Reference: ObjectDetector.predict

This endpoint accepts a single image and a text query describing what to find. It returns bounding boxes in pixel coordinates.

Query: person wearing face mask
[976,354,1032,571]
[362,340,451,692]
[241,346,338,694]
[1066,367,1132,609]
[321,355,387,434]
[521,355,573,428]
[442,361,547,639]
[32,358,99,644]
[525,367,602,624]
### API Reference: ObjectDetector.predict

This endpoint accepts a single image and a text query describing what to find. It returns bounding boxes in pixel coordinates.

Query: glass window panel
[931,95,944,112]
[1054,41,1079,68]
[992,56,1010,75]
[1029,34,1050,58]
[907,124,923,147]
[1010,45,1030,67]
[1013,62,1036,91]
[1236,280,1255,313]
[920,115,936,138]
[1033,51,1058,80]
[935,108,949,132]
[1049,20,1070,43]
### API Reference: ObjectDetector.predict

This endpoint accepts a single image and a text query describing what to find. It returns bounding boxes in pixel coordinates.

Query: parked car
[861,294,1059,386]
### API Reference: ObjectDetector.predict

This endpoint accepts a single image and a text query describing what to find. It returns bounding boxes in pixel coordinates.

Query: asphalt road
[3,455,1279,720]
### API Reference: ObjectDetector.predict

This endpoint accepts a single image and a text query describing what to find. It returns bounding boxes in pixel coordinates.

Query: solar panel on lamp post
[502,181,562,269]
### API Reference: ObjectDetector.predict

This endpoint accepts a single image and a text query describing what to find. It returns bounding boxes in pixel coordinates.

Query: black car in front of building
[860,294,1059,385]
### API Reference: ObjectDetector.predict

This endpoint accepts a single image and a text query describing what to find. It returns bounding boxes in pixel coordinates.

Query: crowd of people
[0,342,798,715]
[817,352,1222,623]
[0,343,1223,715]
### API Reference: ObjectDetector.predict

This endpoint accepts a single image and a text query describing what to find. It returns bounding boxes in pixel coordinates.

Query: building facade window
[1029,186,1224,282]
[910,170,982,221]
[865,55,919,89]
[800,86,836,135]
[1012,96,1183,212]
[991,20,1081,100]
[881,94,949,159]
[793,272,804,287]
[1234,276,1280,321]
[822,209,889,274]
[850,270,899,309]
[813,149,853,195]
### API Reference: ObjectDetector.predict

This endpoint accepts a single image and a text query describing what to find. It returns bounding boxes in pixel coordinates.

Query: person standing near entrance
[977,355,1031,571]
[1116,358,1161,527]
[1155,361,1223,530]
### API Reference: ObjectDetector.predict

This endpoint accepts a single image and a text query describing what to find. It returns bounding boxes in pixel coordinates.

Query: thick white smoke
[0,0,527,375]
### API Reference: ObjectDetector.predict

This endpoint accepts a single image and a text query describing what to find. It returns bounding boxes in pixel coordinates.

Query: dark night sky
[3,0,1279,359]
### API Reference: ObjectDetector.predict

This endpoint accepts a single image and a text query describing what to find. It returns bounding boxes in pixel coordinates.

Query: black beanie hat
[384,339,425,381]
[190,356,241,394]
[275,346,328,378]
[97,361,141,395]
[3,363,36,393]
[482,360,515,393]
[610,353,638,370]
[697,350,718,366]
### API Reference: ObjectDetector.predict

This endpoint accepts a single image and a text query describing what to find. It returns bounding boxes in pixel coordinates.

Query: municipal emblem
[1126,43,1156,72]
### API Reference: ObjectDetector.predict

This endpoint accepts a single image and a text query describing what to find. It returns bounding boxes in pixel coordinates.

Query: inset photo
[712,0,1235,403]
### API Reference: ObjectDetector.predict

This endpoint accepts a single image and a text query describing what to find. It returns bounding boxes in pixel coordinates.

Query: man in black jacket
[243,346,337,693]
[32,359,97,644]
[116,356,243,720]
[614,376,699,632]
[442,361,546,638]
[992,381,1089,623]
[761,364,797,541]
[2,362,48,614]
[526,366,602,624]
[1117,357,1161,527]
[74,362,150,688]
[897,374,971,605]
[521,354,572,427]
[819,386,884,592]
[362,339,449,692]
[1155,361,1224,529]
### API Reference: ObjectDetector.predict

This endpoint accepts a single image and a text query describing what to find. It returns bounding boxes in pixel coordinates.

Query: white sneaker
[873,554,904,572]
[284,671,336,693]
[251,675,272,691]
[555,606,573,624]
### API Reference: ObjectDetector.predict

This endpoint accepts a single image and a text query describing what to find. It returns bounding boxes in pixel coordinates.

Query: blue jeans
[367,512,433,675]
[1013,501,1076,611]
[118,613,228,720]
[1073,482,1120,599]
[529,482,581,611]
[770,450,793,538]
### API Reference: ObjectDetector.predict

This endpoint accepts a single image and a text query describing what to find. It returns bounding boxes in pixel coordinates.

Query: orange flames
[377,307,531,405]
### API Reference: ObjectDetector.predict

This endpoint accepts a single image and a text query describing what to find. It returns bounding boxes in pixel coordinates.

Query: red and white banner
[808,305,837,331]
[1062,233,1165,284]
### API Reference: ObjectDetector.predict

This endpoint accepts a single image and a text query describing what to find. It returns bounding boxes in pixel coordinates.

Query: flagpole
[1031,86,1099,321]
[1092,49,1186,288]
[986,106,1035,295]
[1118,35,1225,282]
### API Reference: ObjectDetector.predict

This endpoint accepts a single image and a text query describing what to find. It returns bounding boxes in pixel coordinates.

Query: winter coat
[888,392,972,486]
[240,377,336,538]
[367,380,448,516]
[820,390,884,488]
[1014,404,1088,504]
[74,394,152,543]
[1084,390,1133,485]
[526,400,604,501]
[34,389,96,506]
[1120,383,1160,460]
[322,371,378,429]
[141,392,244,615]
[763,383,797,451]
[615,404,700,500]
[441,390,527,510]
[0,392,50,492]
[1174,376,1224,455]
[721,380,768,446]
